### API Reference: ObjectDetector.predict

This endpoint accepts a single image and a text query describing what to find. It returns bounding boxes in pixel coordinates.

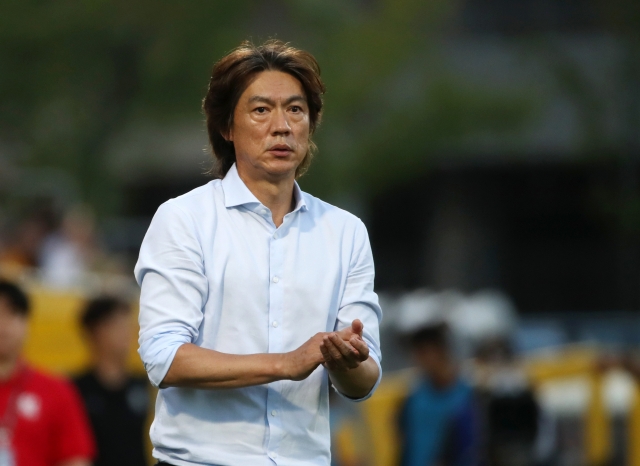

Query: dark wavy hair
[202,39,326,179]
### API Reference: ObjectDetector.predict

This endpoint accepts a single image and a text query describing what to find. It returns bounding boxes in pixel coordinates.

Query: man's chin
[263,159,300,178]
[238,157,301,181]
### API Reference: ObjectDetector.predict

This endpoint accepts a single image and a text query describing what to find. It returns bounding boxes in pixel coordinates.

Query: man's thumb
[351,319,363,337]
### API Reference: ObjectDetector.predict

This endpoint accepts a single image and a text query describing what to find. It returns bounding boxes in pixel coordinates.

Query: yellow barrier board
[23,287,143,376]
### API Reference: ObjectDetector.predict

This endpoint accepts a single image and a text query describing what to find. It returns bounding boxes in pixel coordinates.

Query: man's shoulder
[156,180,220,218]
[301,191,364,229]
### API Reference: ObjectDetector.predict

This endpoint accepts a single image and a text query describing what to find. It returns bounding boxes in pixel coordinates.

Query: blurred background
[1,0,640,465]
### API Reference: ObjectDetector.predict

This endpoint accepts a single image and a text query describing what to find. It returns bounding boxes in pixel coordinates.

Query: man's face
[0,297,28,362]
[229,70,310,181]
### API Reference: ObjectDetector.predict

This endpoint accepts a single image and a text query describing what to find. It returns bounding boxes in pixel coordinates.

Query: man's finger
[328,333,360,362]
[321,342,344,370]
[323,336,359,371]
[335,326,354,341]
[350,337,369,361]
[323,336,344,361]
[320,343,334,365]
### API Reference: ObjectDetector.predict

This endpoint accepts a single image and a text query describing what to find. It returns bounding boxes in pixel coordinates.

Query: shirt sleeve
[135,201,209,387]
[333,220,383,402]
[51,379,96,463]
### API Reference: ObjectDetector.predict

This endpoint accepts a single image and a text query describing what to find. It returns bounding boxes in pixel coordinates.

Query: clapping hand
[320,319,370,372]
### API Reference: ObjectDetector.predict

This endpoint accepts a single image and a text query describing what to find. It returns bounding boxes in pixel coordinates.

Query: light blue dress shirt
[135,163,382,466]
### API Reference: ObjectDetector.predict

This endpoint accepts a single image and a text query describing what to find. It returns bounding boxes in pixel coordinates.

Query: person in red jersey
[0,279,95,466]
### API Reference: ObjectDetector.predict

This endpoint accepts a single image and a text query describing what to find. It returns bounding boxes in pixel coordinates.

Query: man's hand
[284,333,328,381]
[320,319,370,372]
[320,319,379,399]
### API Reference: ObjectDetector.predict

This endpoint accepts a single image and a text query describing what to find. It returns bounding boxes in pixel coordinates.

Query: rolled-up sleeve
[334,220,383,402]
[134,201,209,387]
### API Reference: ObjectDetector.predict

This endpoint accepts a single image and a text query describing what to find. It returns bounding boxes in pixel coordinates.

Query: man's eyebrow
[283,95,306,106]
[248,96,275,105]
[247,95,306,106]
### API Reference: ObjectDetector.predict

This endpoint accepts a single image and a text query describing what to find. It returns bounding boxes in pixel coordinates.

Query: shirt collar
[221,163,308,212]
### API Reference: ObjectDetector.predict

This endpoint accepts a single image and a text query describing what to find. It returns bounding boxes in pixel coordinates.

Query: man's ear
[222,128,233,142]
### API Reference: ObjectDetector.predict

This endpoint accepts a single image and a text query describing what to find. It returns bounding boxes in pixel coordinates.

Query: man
[0,279,95,466]
[136,40,382,466]
[74,297,150,466]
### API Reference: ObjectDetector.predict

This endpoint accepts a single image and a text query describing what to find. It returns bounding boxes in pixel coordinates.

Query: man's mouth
[268,144,293,156]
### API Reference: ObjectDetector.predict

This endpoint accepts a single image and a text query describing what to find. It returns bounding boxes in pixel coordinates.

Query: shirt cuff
[138,332,191,388]
[332,351,382,403]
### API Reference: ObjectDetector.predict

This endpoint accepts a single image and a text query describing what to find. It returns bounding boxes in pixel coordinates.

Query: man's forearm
[162,343,289,389]
[161,333,327,389]
[328,356,379,399]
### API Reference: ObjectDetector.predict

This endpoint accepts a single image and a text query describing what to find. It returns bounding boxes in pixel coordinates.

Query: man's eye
[255,107,267,114]
[290,106,302,113]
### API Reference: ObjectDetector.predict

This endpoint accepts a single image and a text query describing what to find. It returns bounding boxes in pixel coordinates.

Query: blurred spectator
[39,205,101,288]
[74,296,150,466]
[398,319,477,466]
[0,209,53,279]
[452,292,549,466]
[0,279,95,466]
[472,338,543,466]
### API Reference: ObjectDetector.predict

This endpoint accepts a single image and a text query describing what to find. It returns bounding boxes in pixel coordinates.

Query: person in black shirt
[74,296,151,466]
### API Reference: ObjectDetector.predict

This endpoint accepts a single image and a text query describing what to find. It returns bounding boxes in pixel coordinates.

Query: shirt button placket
[267,228,284,462]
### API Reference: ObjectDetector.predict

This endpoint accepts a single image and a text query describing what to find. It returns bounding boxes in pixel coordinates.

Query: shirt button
[272,321,278,328]
[261,208,268,215]
[272,276,279,283]
[273,233,277,239]
[271,409,277,416]
[272,453,278,459]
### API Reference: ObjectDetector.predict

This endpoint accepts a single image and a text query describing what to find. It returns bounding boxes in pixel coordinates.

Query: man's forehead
[247,94,306,105]
[242,71,306,101]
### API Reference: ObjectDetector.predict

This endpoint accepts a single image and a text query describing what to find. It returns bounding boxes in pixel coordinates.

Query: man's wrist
[327,356,379,399]
[273,353,290,380]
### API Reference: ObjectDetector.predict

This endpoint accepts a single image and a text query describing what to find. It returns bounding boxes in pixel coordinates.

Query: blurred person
[447,290,548,465]
[74,297,150,466]
[0,210,53,279]
[136,40,382,466]
[399,322,477,466]
[39,205,100,288]
[473,338,541,466]
[0,279,95,466]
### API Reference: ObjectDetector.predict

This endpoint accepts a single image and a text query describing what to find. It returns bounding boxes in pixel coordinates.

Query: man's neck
[0,356,20,382]
[236,166,296,227]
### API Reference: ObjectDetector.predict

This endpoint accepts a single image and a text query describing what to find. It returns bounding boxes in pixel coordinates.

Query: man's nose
[271,108,291,135]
